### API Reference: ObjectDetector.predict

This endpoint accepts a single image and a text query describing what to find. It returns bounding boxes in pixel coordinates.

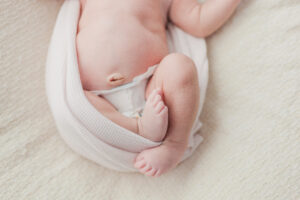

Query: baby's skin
[77,0,240,176]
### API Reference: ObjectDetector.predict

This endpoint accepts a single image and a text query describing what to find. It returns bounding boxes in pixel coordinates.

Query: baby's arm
[169,0,241,37]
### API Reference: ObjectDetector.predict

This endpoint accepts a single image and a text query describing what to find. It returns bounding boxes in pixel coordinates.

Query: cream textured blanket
[0,0,299,199]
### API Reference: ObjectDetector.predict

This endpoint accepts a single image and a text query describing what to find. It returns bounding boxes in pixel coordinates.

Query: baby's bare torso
[77,0,171,90]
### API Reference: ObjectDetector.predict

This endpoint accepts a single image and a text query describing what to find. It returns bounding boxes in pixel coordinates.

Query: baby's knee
[164,53,194,66]
[162,53,198,87]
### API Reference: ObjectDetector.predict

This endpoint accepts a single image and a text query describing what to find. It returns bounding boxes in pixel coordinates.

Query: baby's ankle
[163,138,188,150]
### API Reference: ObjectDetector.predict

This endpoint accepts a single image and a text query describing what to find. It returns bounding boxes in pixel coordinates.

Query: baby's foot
[138,88,168,142]
[134,141,187,177]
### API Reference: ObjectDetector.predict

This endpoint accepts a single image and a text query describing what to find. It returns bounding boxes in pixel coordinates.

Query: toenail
[146,168,152,172]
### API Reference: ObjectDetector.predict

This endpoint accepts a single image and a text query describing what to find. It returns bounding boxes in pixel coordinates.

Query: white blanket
[45,0,208,172]
[1,0,299,199]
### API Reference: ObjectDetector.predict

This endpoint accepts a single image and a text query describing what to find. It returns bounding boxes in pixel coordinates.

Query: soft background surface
[0,0,299,199]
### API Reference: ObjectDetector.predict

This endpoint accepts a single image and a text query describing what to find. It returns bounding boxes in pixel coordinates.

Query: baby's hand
[169,0,241,37]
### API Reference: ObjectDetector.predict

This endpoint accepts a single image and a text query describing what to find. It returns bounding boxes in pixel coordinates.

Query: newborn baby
[77,0,240,176]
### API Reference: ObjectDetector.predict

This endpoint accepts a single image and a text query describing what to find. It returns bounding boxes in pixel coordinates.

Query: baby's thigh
[145,53,198,99]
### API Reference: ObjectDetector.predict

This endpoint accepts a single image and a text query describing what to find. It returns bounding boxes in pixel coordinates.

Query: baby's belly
[77,15,168,91]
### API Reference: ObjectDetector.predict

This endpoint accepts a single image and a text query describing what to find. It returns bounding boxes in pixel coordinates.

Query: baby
[77,0,240,176]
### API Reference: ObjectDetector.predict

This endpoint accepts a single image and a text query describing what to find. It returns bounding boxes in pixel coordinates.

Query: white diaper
[90,65,158,118]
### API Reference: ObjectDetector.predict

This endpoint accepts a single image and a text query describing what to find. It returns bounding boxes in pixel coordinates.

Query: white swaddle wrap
[46,0,209,172]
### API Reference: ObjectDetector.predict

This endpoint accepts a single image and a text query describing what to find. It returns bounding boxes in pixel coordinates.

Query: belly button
[107,73,126,86]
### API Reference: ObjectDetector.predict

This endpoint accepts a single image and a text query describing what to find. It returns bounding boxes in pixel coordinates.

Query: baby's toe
[151,94,161,106]
[159,106,168,116]
[156,88,163,97]
[140,164,152,174]
[155,102,165,113]
[154,169,162,177]
[145,168,157,177]
[134,159,146,169]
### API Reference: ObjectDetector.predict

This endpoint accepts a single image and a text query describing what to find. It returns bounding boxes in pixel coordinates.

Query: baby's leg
[134,53,200,177]
[83,89,168,142]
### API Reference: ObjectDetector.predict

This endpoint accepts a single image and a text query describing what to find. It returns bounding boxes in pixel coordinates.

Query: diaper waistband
[90,65,158,115]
